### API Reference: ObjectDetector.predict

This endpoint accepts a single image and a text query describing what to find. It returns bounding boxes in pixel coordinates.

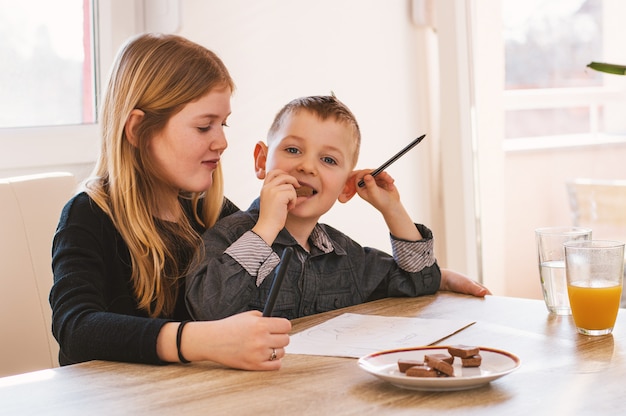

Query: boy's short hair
[267,95,361,167]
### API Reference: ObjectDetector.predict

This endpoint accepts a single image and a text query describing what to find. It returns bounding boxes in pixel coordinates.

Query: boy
[186,95,488,321]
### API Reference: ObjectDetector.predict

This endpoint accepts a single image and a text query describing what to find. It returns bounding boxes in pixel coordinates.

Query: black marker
[262,247,293,317]
[357,134,427,187]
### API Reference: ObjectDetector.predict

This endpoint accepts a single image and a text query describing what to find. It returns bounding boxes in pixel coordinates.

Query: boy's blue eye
[286,147,299,154]
[322,156,337,165]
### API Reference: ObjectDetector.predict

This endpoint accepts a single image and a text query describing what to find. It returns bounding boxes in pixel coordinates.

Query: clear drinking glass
[535,227,592,315]
[564,240,625,336]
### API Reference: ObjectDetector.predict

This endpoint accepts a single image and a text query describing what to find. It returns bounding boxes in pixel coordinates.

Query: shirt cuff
[224,231,280,286]
[390,224,436,272]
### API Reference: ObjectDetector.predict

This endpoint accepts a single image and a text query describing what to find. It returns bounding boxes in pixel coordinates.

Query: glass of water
[535,226,592,315]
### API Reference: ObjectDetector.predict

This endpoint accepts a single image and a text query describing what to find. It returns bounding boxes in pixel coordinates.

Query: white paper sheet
[286,313,475,358]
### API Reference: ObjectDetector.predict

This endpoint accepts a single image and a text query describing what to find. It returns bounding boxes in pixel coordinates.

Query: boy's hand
[354,170,401,212]
[252,170,298,245]
[353,170,422,241]
[439,268,491,297]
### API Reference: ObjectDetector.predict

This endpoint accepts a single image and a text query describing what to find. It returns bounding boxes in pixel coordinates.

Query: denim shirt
[186,198,441,321]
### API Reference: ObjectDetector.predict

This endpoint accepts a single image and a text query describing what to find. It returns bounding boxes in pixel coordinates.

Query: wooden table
[2,293,624,415]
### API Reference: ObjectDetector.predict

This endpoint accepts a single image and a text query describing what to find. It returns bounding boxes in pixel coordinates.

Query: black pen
[262,247,293,317]
[357,134,427,187]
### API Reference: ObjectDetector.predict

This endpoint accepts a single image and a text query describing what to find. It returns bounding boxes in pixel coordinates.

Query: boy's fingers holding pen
[357,170,394,191]
[356,172,372,187]
[354,172,380,198]
[354,169,374,185]
[371,170,395,185]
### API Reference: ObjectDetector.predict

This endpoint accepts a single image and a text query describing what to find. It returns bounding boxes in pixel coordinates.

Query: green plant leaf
[587,62,626,75]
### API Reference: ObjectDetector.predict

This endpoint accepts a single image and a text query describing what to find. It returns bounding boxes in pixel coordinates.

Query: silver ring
[269,348,277,361]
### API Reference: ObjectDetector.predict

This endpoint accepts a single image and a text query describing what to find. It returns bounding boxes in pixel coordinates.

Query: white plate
[358,345,521,391]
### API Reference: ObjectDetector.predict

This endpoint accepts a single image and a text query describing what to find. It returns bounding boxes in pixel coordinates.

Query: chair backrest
[0,172,76,377]
[566,178,626,241]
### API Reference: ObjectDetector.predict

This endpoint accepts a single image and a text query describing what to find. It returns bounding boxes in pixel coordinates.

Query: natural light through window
[0,0,95,129]
[502,0,626,148]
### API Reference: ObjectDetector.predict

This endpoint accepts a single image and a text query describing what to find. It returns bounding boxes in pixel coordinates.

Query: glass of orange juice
[564,240,625,336]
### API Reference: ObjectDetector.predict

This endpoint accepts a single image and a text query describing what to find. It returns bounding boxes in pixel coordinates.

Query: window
[0,0,139,173]
[0,0,96,129]
[502,0,626,150]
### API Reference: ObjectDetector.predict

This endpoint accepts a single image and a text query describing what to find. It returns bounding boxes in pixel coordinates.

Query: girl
[50,33,290,370]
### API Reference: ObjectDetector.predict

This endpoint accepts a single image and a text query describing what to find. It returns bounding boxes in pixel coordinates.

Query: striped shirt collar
[309,224,335,254]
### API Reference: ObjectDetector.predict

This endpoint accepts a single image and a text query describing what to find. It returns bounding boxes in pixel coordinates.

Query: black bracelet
[176,320,191,364]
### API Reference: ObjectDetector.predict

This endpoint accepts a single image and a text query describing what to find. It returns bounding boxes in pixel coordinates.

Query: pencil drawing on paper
[287,313,475,358]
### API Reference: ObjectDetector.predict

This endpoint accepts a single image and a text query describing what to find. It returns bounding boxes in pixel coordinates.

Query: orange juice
[567,281,622,330]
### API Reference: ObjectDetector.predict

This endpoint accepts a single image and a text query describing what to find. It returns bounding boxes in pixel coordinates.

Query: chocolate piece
[424,353,454,365]
[405,365,438,378]
[424,355,454,377]
[296,186,314,197]
[447,345,480,358]
[397,359,425,373]
[461,354,482,367]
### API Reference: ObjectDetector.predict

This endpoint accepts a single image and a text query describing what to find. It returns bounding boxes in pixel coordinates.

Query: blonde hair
[267,94,361,167]
[85,33,235,317]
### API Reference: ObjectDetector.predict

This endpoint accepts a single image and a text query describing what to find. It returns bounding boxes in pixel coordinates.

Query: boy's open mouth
[296,185,317,197]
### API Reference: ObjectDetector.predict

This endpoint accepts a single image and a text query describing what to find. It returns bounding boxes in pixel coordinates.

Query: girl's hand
[193,311,292,371]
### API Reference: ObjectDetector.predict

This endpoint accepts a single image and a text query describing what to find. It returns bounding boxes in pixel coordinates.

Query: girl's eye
[322,156,337,165]
[197,126,210,132]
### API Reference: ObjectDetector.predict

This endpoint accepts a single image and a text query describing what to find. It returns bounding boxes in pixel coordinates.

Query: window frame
[0,0,141,173]
[503,86,626,152]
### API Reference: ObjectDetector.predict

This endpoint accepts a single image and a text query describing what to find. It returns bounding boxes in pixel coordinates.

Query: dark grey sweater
[50,192,237,365]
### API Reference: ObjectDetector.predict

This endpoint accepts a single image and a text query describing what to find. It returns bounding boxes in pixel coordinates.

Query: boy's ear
[338,171,359,203]
[124,109,145,147]
[254,141,269,179]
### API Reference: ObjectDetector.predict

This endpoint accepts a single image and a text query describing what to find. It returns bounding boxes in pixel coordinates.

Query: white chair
[0,172,76,377]
[566,178,626,240]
